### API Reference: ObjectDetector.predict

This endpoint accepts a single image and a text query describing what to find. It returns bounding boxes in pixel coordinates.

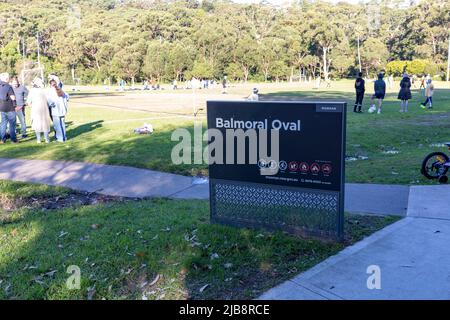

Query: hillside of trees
[0,0,448,84]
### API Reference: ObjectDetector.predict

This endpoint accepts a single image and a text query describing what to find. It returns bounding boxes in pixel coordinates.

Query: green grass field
[0,180,399,300]
[0,80,449,184]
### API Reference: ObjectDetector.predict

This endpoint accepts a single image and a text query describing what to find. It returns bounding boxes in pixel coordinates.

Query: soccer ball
[368,106,376,114]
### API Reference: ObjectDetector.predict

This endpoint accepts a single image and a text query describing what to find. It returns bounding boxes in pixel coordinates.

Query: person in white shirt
[47,79,69,142]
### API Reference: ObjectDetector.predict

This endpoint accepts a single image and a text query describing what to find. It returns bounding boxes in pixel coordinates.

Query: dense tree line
[0,0,448,84]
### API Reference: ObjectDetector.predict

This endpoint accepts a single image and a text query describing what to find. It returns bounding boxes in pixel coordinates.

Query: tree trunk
[264,68,269,82]
[71,66,75,82]
[432,34,436,55]
[243,67,249,82]
[322,47,329,81]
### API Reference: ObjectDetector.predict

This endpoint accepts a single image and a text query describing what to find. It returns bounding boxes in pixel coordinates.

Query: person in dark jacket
[370,73,386,114]
[354,72,365,113]
[0,73,18,144]
[11,77,28,138]
[398,73,412,112]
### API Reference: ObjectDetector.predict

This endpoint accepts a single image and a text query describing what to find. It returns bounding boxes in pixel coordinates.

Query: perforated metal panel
[210,179,342,239]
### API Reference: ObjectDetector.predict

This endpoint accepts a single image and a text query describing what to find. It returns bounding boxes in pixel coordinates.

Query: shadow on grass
[0,198,337,299]
[0,194,399,300]
[66,120,104,140]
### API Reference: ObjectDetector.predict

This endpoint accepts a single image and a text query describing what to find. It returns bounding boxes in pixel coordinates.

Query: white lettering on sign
[216,118,301,132]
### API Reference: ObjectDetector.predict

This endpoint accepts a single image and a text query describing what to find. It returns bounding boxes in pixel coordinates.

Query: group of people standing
[0,73,69,144]
[353,71,435,114]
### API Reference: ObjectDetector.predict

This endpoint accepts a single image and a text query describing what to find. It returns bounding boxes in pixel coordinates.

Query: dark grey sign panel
[207,100,346,240]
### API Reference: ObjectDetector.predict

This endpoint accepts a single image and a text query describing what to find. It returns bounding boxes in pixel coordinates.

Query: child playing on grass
[353,72,365,113]
[48,79,69,142]
[421,79,434,109]
[370,73,386,114]
[398,73,412,112]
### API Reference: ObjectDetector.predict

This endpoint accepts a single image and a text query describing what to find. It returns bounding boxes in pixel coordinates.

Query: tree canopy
[0,0,448,84]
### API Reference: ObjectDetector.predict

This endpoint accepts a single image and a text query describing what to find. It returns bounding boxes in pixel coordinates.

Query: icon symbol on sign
[269,160,278,169]
[258,159,267,169]
[299,162,309,173]
[322,164,332,175]
[289,161,298,171]
[279,161,288,171]
[311,163,320,174]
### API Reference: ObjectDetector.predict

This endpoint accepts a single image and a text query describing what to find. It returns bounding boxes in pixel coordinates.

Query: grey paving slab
[170,184,210,200]
[345,183,409,216]
[407,185,450,219]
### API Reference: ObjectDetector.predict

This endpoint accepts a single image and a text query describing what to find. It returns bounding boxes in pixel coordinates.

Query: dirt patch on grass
[0,191,124,212]
[414,112,450,126]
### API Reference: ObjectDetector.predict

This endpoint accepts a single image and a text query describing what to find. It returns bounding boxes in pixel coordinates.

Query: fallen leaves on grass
[149,274,161,286]
[199,284,209,293]
[58,231,69,238]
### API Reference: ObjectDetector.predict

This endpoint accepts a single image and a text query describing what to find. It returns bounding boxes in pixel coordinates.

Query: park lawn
[0,80,449,184]
[0,180,400,300]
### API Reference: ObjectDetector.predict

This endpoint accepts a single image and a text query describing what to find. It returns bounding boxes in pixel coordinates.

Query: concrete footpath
[260,186,450,300]
[0,158,409,216]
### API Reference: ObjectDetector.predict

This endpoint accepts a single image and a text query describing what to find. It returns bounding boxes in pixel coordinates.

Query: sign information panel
[207,100,347,240]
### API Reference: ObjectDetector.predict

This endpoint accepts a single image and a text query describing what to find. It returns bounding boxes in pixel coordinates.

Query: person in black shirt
[354,72,365,113]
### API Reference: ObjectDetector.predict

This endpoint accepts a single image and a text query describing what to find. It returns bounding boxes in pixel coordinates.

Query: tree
[360,37,389,76]
[224,63,244,81]
[143,41,170,82]
[307,11,342,81]
[386,60,407,76]
[257,37,286,81]
[1,0,448,84]
[111,39,146,84]
[188,60,214,79]
[50,31,84,82]
[0,40,22,75]
[166,40,195,80]
[330,38,355,78]
[233,36,258,82]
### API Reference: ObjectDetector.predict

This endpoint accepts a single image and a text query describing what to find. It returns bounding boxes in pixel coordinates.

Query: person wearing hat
[247,88,259,101]
[370,73,386,114]
[48,74,63,89]
[398,72,412,112]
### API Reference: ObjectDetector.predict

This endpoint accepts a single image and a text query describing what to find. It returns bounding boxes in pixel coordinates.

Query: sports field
[1,80,450,185]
